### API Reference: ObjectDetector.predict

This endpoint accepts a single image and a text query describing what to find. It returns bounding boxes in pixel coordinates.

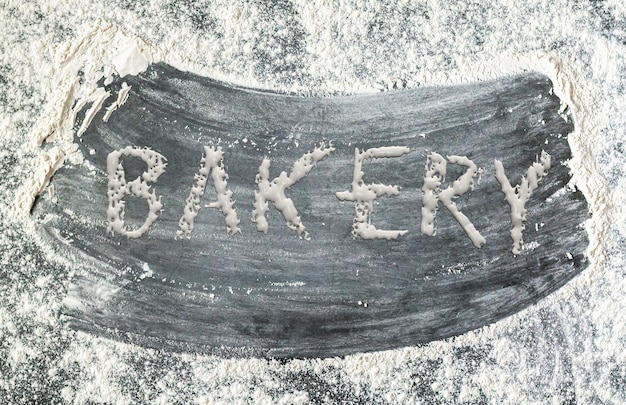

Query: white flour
[1,0,625,403]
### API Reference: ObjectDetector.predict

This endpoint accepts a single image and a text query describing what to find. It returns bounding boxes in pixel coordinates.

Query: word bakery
[106,143,552,255]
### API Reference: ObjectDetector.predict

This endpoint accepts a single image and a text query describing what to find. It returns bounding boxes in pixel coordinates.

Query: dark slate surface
[32,64,589,358]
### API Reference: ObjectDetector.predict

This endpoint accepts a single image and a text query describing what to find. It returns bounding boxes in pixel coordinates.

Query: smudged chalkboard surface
[33,64,589,358]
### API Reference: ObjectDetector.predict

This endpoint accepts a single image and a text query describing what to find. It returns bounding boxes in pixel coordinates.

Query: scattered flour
[0,0,625,403]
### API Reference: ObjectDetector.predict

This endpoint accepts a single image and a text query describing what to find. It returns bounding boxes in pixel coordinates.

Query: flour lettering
[106,144,551,252]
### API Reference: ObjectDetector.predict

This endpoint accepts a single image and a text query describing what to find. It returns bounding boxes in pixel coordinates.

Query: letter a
[176,146,240,239]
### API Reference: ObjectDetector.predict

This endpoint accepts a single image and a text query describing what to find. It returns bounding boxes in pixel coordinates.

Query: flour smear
[1,0,625,404]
